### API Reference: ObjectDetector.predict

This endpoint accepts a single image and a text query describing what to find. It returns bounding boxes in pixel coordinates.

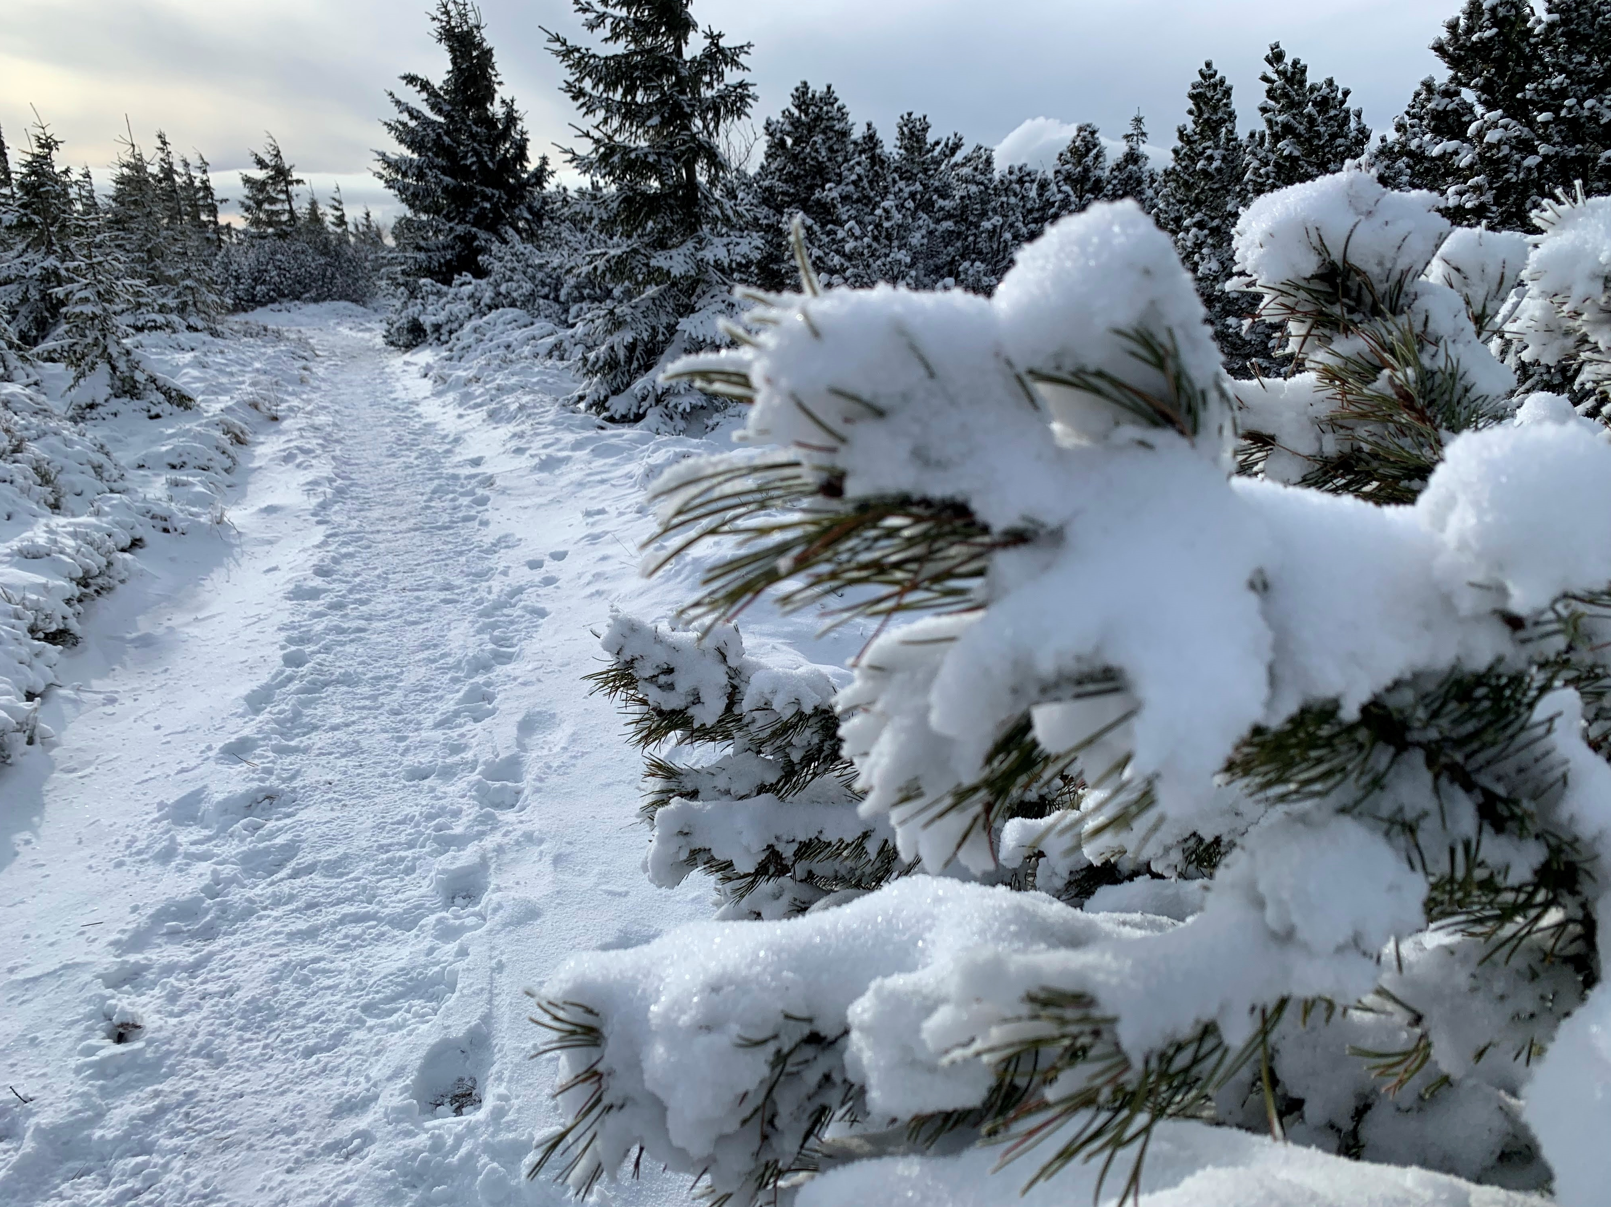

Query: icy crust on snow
[795,1120,1545,1207]
[0,324,308,765]
[539,878,1172,1196]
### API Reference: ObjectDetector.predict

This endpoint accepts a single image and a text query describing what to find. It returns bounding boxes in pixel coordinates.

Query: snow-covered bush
[1504,191,1611,410]
[590,613,899,919]
[528,177,1611,1204]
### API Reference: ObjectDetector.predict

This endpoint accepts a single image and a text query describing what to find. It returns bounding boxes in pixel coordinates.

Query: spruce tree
[1102,113,1158,211]
[377,0,547,288]
[1244,43,1371,196]
[191,154,225,249]
[0,125,12,194]
[0,122,75,347]
[544,0,758,420]
[49,170,185,411]
[1157,62,1262,372]
[1052,122,1107,216]
[239,135,303,237]
[753,81,854,290]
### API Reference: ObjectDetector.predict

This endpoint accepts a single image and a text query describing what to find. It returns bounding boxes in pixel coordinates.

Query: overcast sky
[4,0,1460,224]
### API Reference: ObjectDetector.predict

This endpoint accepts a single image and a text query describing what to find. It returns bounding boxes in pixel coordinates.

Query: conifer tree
[1371,75,1476,196]
[328,185,350,238]
[753,81,854,290]
[1051,122,1107,216]
[1157,62,1262,371]
[1428,0,1543,228]
[1531,0,1611,204]
[1244,43,1371,196]
[106,131,181,327]
[48,171,186,411]
[818,121,893,288]
[0,122,75,347]
[191,154,225,248]
[239,135,303,237]
[0,125,12,194]
[1102,113,1158,211]
[377,0,547,289]
[544,0,759,420]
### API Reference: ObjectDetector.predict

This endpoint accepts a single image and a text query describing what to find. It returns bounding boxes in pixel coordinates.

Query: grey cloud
[5,0,1458,222]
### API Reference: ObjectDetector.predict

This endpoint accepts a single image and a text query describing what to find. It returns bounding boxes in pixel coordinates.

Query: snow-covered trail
[0,311,720,1207]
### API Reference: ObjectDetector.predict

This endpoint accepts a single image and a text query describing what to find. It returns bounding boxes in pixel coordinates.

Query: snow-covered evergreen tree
[753,82,854,291]
[1371,75,1476,197]
[1424,0,1544,230]
[1531,0,1611,207]
[1157,62,1263,372]
[0,122,75,349]
[590,614,900,920]
[544,0,760,422]
[1245,43,1371,197]
[1051,122,1108,216]
[46,172,188,413]
[219,136,374,310]
[377,0,548,299]
[526,176,1611,1204]
[1103,113,1158,211]
[238,135,302,237]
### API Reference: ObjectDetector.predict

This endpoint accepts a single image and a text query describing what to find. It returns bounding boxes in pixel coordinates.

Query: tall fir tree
[377,0,547,291]
[0,122,76,347]
[1156,62,1263,372]
[0,125,13,194]
[1244,43,1371,196]
[752,81,854,290]
[1102,112,1158,210]
[238,135,304,237]
[544,0,759,419]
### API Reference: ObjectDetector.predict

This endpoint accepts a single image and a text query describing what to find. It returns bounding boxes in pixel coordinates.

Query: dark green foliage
[543,0,759,416]
[753,82,854,290]
[1245,43,1371,196]
[546,0,755,245]
[1053,123,1109,216]
[238,134,303,237]
[1103,114,1158,211]
[377,0,548,287]
[1157,62,1267,373]
[1372,76,1477,197]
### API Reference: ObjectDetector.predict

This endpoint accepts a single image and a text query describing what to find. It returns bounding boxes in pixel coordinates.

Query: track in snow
[0,309,724,1207]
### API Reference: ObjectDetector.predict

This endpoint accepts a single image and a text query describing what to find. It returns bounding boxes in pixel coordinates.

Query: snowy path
[0,311,724,1207]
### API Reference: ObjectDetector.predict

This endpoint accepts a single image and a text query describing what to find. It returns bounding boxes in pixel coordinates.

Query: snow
[992,117,1169,174]
[1233,170,1451,295]
[0,303,809,1207]
[1419,420,1611,612]
[4,258,1607,1203]
[1525,971,1611,1207]
[796,1120,1544,1207]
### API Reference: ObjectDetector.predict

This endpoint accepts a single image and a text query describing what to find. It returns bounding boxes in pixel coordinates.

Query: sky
[3,0,1461,226]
